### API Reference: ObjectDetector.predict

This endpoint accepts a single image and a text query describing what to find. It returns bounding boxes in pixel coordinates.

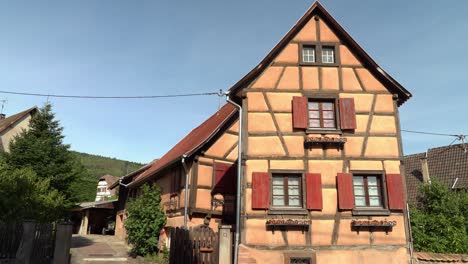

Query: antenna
[217,89,224,110]
[0,99,7,114]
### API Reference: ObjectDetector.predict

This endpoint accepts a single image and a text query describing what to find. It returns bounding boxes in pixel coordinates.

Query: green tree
[0,161,65,222]
[4,103,96,206]
[124,183,166,256]
[410,180,468,253]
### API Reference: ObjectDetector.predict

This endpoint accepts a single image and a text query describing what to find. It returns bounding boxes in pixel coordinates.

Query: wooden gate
[0,223,23,263]
[30,223,56,264]
[169,226,219,264]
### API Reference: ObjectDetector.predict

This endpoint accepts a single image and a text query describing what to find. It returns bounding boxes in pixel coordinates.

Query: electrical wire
[401,129,462,137]
[0,90,219,99]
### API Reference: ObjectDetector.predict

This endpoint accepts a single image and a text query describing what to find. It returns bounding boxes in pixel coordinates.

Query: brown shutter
[292,96,308,129]
[252,172,270,209]
[214,163,236,194]
[337,173,354,210]
[339,98,356,130]
[386,174,405,210]
[306,173,322,210]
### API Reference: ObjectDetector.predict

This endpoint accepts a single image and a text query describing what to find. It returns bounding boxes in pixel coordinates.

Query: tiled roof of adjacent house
[414,252,468,263]
[129,103,237,187]
[404,143,468,204]
[0,107,37,133]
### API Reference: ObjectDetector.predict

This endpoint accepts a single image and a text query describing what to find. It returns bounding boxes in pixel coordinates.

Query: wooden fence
[169,226,219,264]
[0,221,71,264]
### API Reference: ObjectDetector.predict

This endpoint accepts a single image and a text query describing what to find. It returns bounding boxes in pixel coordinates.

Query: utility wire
[401,129,462,137]
[0,90,219,99]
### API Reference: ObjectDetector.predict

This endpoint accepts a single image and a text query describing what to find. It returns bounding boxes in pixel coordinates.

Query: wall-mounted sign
[304,136,347,149]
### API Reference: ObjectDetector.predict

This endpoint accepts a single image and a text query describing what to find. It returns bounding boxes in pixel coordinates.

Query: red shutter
[386,174,405,210]
[306,173,322,210]
[292,96,308,129]
[214,163,236,194]
[339,98,356,130]
[337,173,354,210]
[252,172,270,209]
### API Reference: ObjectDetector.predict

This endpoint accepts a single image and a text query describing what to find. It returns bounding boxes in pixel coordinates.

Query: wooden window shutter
[292,96,308,129]
[337,173,354,210]
[252,172,270,209]
[386,174,405,210]
[306,173,322,210]
[339,98,356,130]
[214,163,236,194]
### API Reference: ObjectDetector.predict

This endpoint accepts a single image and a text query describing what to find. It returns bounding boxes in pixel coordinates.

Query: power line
[0,90,219,99]
[401,129,462,137]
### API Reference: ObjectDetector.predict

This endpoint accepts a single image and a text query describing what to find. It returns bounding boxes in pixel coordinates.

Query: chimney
[420,154,431,184]
[0,114,5,120]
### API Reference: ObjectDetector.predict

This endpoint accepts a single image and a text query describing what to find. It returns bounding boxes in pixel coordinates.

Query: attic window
[322,47,335,63]
[302,46,316,63]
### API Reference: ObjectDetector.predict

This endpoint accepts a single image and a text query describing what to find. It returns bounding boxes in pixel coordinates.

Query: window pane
[322,102,334,110]
[368,176,378,186]
[289,196,301,206]
[308,102,319,110]
[322,111,334,119]
[353,176,364,185]
[273,196,285,206]
[288,186,300,196]
[272,177,284,186]
[309,111,319,118]
[368,186,379,196]
[353,186,365,196]
[288,177,300,186]
[322,47,335,63]
[323,119,336,128]
[355,196,366,206]
[309,119,320,128]
[369,197,381,206]
[273,186,284,195]
[303,47,315,63]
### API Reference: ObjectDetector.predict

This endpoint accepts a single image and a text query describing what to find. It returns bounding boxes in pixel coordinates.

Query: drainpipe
[226,94,242,264]
[181,155,190,228]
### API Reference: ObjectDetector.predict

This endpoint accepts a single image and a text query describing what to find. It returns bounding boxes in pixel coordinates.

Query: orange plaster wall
[204,132,238,159]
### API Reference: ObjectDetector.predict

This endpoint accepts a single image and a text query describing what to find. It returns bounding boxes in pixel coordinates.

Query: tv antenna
[0,99,7,114]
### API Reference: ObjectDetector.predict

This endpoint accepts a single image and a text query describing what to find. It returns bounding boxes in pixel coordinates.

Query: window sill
[352,208,390,216]
[299,62,339,67]
[268,208,308,215]
[306,129,342,135]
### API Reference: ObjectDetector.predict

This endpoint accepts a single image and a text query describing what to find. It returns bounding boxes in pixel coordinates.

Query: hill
[72,151,145,179]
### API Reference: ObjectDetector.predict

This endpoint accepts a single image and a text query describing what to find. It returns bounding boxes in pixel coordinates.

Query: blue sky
[1,0,467,163]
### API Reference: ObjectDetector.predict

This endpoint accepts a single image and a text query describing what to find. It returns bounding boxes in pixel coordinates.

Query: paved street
[70,234,143,264]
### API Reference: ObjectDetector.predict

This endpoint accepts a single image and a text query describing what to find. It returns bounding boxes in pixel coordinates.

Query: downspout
[181,155,190,228]
[226,94,242,264]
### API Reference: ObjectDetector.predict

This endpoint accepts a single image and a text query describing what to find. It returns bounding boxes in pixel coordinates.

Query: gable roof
[414,252,468,263]
[0,107,37,133]
[128,103,237,187]
[404,143,468,204]
[228,2,412,105]
[108,160,156,190]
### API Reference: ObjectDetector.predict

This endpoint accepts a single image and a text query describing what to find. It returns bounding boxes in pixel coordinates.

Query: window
[322,47,335,63]
[308,100,337,129]
[300,43,338,65]
[353,175,383,208]
[272,173,302,207]
[290,258,311,264]
[302,46,316,63]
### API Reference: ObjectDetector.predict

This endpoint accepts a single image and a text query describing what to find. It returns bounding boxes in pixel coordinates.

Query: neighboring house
[95,174,120,201]
[403,143,468,204]
[0,107,37,152]
[114,2,414,263]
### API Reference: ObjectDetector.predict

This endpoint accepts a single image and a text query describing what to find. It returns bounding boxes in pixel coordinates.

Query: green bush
[410,180,468,253]
[124,183,166,256]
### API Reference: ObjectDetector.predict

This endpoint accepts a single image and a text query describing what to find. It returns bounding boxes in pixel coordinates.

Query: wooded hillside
[72,151,144,179]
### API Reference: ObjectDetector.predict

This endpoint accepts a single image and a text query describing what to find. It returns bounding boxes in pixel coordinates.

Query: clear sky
[1,0,467,163]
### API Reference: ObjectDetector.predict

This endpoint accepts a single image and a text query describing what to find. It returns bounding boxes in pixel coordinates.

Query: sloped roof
[404,143,468,204]
[129,103,237,187]
[414,252,468,263]
[99,174,120,185]
[0,107,37,133]
[108,161,156,190]
[228,2,412,105]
